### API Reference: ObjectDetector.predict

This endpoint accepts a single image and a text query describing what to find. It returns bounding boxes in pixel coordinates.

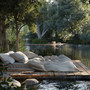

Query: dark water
[26,44,90,90]
[37,80,90,90]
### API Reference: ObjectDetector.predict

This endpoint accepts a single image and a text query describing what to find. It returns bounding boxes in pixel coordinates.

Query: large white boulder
[8,79,21,88]
[25,79,39,88]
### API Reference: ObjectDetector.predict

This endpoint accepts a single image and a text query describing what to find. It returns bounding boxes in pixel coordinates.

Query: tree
[41,0,90,42]
[10,0,40,51]
[36,0,52,39]
[79,20,90,44]
[55,0,90,41]
[0,0,40,51]
[47,2,58,40]
[0,0,10,52]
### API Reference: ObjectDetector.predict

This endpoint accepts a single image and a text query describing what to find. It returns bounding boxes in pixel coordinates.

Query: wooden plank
[54,72,66,76]
[11,73,90,80]
[75,60,90,75]
[11,73,90,81]
[66,72,75,75]
[73,60,82,75]
[48,72,55,77]
[7,68,34,72]
[72,60,86,80]
[75,62,88,75]
[27,72,54,78]
[74,60,89,75]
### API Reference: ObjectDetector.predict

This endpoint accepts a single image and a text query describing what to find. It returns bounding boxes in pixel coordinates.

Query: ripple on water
[38,80,90,90]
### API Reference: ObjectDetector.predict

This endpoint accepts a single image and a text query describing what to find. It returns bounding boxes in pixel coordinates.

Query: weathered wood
[75,60,90,75]
[74,60,89,75]
[73,61,82,75]
[10,60,90,80]
[7,68,34,72]
[73,61,88,75]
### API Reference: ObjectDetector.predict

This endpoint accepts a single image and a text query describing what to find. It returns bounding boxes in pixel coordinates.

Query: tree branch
[18,24,26,32]
[41,29,48,37]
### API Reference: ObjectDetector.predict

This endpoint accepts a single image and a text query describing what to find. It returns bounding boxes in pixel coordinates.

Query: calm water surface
[26,44,90,90]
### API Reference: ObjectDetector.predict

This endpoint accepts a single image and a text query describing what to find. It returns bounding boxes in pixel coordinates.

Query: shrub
[32,39,48,44]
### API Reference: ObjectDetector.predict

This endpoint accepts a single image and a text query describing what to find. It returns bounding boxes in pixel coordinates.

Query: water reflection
[28,44,90,68]
[57,44,90,68]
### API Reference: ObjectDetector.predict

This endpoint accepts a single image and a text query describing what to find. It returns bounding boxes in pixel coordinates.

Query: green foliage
[43,30,53,42]
[0,61,24,90]
[81,0,90,3]
[24,6,40,32]
[6,20,16,51]
[19,26,29,51]
[0,0,40,51]
[67,34,81,44]
[79,31,90,44]
[26,32,37,39]
[68,19,90,44]
[29,23,37,33]
[59,31,72,42]
[32,39,48,44]
[0,78,23,90]
[36,0,53,39]
[0,48,8,53]
[56,0,89,32]
[35,0,90,44]
[80,20,90,44]
[6,25,28,51]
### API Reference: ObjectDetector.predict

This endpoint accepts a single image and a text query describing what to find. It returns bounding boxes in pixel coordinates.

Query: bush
[32,39,48,44]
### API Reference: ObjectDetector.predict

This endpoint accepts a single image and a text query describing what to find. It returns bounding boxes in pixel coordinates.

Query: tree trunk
[0,30,2,48]
[55,29,58,41]
[14,15,19,51]
[0,16,7,52]
[0,17,2,49]
[36,23,48,39]
[36,29,41,39]
[36,23,41,39]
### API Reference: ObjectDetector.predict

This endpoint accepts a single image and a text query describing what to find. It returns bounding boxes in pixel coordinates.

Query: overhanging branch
[18,24,26,32]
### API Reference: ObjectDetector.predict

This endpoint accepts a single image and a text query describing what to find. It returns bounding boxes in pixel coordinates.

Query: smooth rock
[8,79,21,87]
[25,79,39,86]
[0,79,21,89]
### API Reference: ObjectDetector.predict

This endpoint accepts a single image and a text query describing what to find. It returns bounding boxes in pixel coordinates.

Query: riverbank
[25,42,65,46]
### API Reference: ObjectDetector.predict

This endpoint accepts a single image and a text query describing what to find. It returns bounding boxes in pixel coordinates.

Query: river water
[26,44,90,90]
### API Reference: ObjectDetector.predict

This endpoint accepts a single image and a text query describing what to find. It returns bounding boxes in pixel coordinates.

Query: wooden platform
[10,60,90,81]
